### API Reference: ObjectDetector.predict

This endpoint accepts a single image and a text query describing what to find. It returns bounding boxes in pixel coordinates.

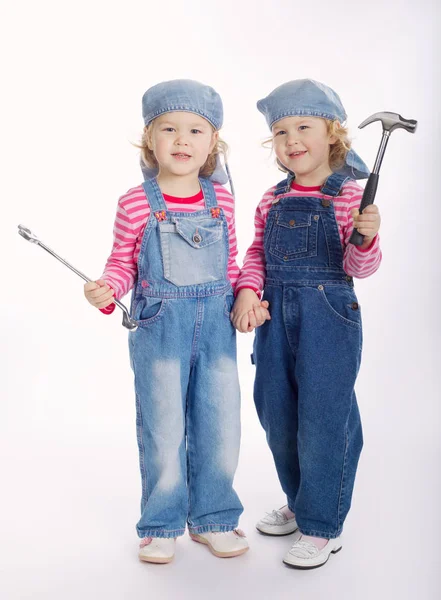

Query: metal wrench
[18,225,138,331]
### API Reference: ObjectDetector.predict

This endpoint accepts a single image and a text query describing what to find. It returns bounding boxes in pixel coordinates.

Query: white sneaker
[190,529,249,558]
[138,537,176,564]
[283,536,342,569]
[256,506,299,536]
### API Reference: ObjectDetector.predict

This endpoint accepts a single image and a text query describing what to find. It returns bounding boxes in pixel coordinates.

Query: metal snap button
[351,302,359,310]
[314,215,319,221]
[318,285,324,291]
[289,219,296,226]
[283,256,288,261]
[193,233,202,244]
[322,199,331,208]
[345,275,352,282]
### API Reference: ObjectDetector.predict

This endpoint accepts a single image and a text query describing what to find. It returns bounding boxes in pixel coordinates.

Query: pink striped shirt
[101,183,239,305]
[236,180,382,294]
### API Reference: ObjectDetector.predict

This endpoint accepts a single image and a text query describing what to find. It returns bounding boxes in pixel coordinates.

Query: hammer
[349,111,417,246]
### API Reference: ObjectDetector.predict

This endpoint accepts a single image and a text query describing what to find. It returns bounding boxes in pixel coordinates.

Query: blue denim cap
[141,79,230,186]
[257,79,370,180]
[142,79,223,129]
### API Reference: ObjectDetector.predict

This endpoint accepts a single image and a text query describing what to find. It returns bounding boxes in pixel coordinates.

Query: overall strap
[199,177,218,209]
[141,178,167,213]
[273,174,295,197]
[320,173,350,197]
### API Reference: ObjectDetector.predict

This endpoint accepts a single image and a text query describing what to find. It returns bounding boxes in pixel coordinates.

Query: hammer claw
[359,111,417,134]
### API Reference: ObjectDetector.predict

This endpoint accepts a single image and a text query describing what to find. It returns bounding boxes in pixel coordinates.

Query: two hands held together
[230,288,271,333]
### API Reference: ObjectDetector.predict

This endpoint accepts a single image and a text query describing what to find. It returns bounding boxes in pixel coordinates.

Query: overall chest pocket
[159,216,225,286]
[269,210,319,261]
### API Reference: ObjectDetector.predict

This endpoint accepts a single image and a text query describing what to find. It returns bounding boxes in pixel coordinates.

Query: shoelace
[289,540,319,558]
[261,510,287,526]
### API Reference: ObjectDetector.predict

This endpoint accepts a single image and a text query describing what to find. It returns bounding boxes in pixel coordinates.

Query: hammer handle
[349,173,379,246]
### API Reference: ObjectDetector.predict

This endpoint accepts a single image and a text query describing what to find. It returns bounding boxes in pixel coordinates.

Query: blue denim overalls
[253,173,364,539]
[129,177,243,539]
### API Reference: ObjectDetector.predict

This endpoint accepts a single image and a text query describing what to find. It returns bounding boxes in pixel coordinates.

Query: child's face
[272,116,336,184]
[148,112,218,178]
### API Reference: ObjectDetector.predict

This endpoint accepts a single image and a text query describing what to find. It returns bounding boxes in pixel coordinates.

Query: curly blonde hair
[137,122,228,178]
[265,118,351,174]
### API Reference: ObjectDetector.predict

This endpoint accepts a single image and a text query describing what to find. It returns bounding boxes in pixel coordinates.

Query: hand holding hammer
[350,111,417,246]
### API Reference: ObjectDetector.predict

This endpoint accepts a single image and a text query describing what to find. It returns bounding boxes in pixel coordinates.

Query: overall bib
[129,177,243,539]
[253,173,364,539]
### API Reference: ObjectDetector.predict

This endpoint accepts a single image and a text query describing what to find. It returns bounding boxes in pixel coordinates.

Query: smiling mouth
[172,153,192,158]
[288,151,307,158]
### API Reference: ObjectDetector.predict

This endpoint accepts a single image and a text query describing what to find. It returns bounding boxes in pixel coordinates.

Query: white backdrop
[1,1,440,599]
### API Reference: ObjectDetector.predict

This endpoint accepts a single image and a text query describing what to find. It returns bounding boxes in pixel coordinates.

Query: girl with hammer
[232,79,382,569]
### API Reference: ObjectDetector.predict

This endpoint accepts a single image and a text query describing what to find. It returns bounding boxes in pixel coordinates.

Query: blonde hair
[264,118,351,174]
[137,122,228,178]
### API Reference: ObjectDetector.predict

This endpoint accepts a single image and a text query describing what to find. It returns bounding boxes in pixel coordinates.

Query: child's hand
[84,279,115,309]
[231,289,271,333]
[350,205,381,248]
[246,300,271,333]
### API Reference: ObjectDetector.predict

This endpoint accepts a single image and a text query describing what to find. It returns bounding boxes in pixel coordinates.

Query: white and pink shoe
[138,537,176,564]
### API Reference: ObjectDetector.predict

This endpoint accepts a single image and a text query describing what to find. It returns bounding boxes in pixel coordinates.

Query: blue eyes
[162,128,202,134]
[275,126,309,136]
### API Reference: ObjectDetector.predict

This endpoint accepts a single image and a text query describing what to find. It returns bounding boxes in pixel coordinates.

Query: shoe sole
[283,546,342,570]
[256,525,299,537]
[190,533,249,558]
[139,555,174,564]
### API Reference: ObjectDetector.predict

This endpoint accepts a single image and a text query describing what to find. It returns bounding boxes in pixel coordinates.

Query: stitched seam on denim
[282,288,298,357]
[138,527,186,534]
[269,110,338,128]
[297,527,341,538]
[200,178,219,209]
[336,427,350,532]
[266,279,349,288]
[188,523,238,530]
[168,209,223,218]
[190,298,204,368]
[223,292,234,319]
[137,214,156,282]
[185,387,193,527]
[138,283,231,298]
[320,207,343,269]
[145,107,219,130]
[132,354,148,507]
[266,267,346,273]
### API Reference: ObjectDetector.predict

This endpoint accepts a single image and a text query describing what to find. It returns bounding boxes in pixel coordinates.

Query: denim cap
[141,79,229,185]
[257,79,370,180]
[142,79,223,129]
